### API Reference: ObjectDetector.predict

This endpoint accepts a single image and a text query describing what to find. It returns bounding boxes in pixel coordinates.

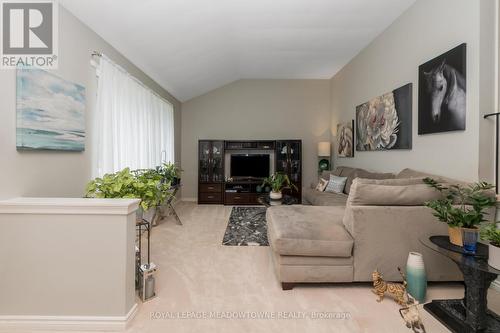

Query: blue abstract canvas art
[16,68,86,151]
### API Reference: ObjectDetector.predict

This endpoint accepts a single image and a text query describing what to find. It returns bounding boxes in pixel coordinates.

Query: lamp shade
[317,142,331,157]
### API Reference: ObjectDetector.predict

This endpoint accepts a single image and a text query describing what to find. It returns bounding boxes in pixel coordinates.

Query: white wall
[0,5,181,200]
[330,0,497,182]
[181,79,331,200]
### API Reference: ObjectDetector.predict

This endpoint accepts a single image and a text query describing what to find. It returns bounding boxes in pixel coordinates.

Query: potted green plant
[423,178,496,248]
[85,168,172,220]
[156,162,182,186]
[262,172,297,200]
[481,223,500,270]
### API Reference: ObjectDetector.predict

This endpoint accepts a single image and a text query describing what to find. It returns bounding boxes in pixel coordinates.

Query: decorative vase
[406,252,427,303]
[270,191,282,200]
[488,244,500,270]
[448,226,463,247]
[461,227,479,254]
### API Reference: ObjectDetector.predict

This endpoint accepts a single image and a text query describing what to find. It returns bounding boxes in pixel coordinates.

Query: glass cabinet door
[287,141,301,183]
[211,141,224,182]
[275,141,289,174]
[199,141,211,183]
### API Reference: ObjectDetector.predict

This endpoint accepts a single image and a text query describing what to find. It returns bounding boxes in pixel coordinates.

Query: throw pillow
[315,178,329,192]
[325,175,347,194]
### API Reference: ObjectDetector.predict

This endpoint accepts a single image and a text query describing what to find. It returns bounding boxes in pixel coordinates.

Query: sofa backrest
[347,177,442,206]
[323,166,395,194]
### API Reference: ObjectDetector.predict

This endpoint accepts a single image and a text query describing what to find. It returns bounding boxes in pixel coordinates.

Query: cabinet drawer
[199,183,223,193]
[225,193,250,205]
[199,192,222,203]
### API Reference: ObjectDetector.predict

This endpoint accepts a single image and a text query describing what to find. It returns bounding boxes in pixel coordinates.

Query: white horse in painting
[424,59,466,128]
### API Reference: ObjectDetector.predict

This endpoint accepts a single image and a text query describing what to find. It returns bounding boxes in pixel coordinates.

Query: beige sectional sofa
[267,167,494,290]
[303,166,394,206]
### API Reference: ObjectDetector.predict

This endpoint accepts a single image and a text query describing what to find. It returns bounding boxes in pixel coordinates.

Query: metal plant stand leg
[168,201,182,225]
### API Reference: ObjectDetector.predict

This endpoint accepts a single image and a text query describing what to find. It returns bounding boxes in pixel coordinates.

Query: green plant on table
[481,223,500,247]
[155,162,182,184]
[423,178,496,229]
[262,172,298,193]
[85,167,172,211]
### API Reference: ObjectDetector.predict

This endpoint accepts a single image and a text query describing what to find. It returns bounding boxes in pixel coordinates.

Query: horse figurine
[423,59,466,129]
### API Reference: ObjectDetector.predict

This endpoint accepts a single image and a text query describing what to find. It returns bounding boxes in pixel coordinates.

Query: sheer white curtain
[92,55,174,177]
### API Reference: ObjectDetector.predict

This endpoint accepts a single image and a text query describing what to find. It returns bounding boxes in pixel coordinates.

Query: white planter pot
[270,191,282,200]
[488,244,500,270]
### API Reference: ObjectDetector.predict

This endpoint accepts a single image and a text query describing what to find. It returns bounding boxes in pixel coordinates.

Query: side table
[421,235,500,332]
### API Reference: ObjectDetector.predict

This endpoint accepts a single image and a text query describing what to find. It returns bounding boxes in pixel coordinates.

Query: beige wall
[181,79,331,200]
[331,0,497,183]
[0,5,181,200]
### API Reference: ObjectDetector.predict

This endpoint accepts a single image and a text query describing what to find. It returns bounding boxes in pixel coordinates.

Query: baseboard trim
[0,303,138,331]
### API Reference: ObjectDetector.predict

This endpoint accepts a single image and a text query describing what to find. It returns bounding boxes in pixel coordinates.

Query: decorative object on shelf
[423,177,496,247]
[317,141,331,172]
[356,83,412,151]
[16,67,86,151]
[315,178,329,192]
[371,269,407,305]
[222,207,268,246]
[406,252,427,303]
[481,223,500,270]
[337,120,354,158]
[419,43,466,135]
[262,172,298,201]
[399,294,426,333]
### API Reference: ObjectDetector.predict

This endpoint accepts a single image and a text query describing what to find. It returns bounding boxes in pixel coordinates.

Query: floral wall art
[356,83,412,151]
[337,120,354,158]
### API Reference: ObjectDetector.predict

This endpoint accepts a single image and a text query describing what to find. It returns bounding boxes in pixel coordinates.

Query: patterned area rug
[222,207,268,246]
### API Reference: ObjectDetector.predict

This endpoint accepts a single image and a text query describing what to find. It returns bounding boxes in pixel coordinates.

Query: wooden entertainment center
[198,140,302,205]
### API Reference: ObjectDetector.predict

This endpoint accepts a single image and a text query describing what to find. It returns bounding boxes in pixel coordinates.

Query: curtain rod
[90,50,174,107]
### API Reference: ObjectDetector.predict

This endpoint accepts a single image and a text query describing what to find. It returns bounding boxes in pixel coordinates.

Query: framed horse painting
[418,43,466,134]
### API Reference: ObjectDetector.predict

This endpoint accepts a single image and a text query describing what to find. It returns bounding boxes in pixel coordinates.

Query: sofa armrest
[344,205,462,282]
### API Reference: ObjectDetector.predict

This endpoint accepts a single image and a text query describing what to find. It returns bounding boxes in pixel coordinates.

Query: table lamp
[317,142,331,172]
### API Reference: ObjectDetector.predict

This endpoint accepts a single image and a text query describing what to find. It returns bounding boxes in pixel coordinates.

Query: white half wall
[181,79,331,200]
[330,0,497,182]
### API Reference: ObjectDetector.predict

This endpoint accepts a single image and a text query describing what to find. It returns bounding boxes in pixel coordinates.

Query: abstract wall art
[356,83,412,151]
[16,67,86,151]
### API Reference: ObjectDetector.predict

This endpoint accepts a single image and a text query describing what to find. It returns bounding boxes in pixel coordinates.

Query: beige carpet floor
[17,202,500,333]
[126,202,500,333]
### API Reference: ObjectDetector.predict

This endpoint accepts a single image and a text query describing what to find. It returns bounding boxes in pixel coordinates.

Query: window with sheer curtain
[92,55,174,177]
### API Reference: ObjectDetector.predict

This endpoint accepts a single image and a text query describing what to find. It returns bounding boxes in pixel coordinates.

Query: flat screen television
[230,154,270,178]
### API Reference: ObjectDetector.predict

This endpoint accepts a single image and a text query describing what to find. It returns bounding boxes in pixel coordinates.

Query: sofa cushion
[338,166,395,194]
[267,205,353,257]
[347,178,443,206]
[320,167,342,180]
[324,175,347,193]
[303,187,348,206]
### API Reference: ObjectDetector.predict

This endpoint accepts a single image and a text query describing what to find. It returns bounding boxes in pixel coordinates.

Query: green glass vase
[406,252,427,303]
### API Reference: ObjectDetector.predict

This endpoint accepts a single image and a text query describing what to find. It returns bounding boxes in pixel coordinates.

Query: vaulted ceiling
[60,0,416,101]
